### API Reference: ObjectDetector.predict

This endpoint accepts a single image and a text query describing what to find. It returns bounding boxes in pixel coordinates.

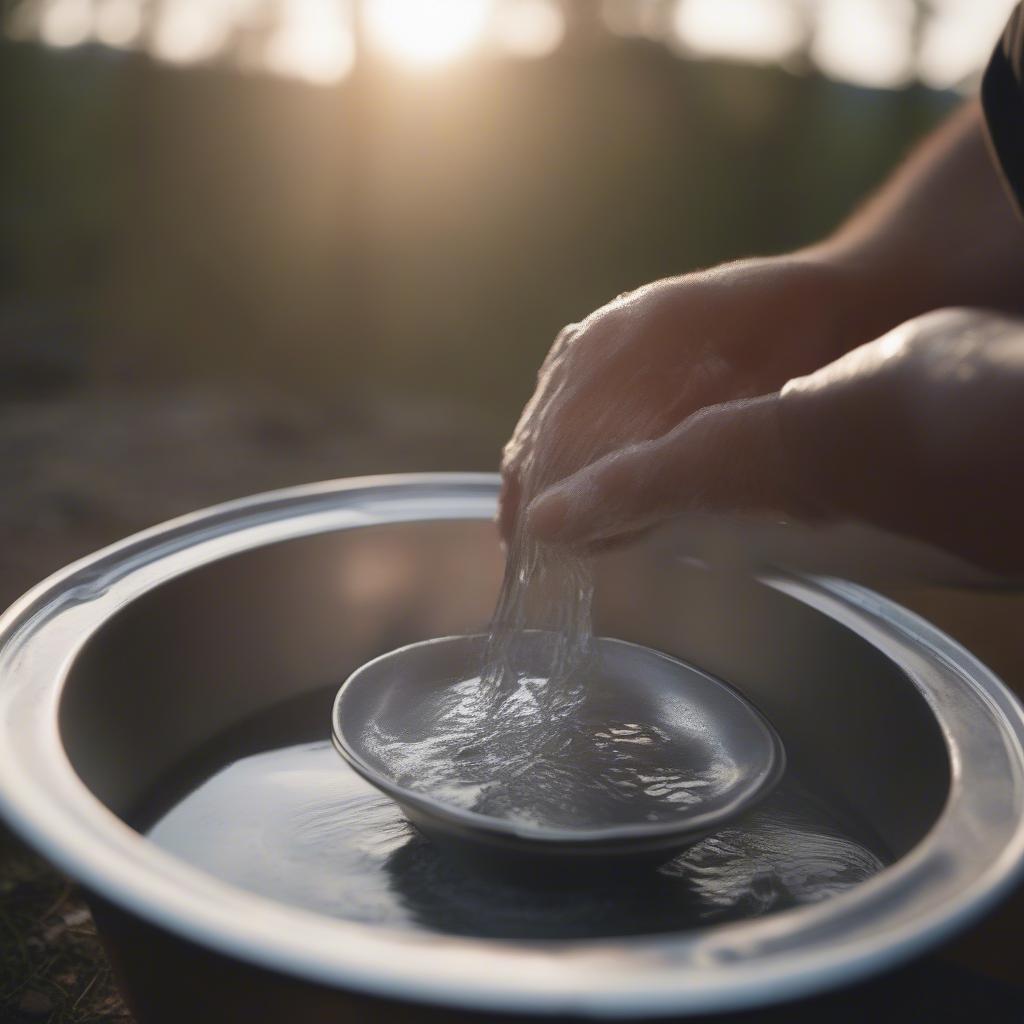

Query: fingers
[587,526,656,554]
[497,325,580,544]
[497,467,521,544]
[524,394,820,550]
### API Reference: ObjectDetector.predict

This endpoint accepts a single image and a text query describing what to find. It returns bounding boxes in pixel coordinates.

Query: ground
[0,828,130,1023]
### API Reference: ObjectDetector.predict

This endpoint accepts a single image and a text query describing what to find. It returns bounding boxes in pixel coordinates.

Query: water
[480,300,685,690]
[421,322,706,828]
[363,670,732,829]
[356,636,772,831]
[481,451,596,696]
[136,702,887,941]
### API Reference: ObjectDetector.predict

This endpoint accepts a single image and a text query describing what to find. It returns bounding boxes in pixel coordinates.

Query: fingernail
[525,487,570,541]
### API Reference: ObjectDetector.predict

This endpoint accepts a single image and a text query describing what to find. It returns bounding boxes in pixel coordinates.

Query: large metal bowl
[1,474,1024,1022]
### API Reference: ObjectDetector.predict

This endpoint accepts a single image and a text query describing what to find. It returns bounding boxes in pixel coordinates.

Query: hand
[525,307,1024,574]
[499,253,874,541]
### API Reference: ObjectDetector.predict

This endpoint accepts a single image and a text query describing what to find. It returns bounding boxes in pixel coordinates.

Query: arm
[512,102,1024,571]
[526,307,1024,574]
[811,99,1024,340]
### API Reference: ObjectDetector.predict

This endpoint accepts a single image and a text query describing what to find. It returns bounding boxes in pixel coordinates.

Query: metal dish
[332,631,785,864]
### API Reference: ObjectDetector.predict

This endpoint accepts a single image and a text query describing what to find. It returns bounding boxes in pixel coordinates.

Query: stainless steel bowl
[1,474,1024,1022]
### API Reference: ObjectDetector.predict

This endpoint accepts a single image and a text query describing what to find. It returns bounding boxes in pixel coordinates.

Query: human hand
[499,254,872,542]
[524,307,1024,574]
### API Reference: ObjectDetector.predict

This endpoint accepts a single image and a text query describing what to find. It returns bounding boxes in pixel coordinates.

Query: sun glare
[10,0,1018,91]
[812,0,914,89]
[263,0,354,84]
[673,0,804,64]
[363,0,492,69]
[918,0,1016,90]
[495,0,565,58]
[151,0,231,65]
[94,0,142,47]
[38,0,92,48]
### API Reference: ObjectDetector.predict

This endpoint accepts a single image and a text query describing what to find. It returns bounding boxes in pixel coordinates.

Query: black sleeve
[982,2,1024,218]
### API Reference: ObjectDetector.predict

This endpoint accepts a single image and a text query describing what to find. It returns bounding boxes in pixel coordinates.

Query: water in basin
[135,690,888,941]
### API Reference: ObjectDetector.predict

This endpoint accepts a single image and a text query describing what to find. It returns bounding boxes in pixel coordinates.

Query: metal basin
[1,474,1023,1021]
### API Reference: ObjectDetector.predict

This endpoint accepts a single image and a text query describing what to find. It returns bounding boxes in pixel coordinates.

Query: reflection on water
[363,665,738,831]
[145,740,885,940]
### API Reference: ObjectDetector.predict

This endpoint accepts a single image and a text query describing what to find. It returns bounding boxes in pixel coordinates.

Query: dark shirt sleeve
[982,2,1024,218]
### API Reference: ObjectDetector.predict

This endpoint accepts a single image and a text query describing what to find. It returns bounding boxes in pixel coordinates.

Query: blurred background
[1,1,1021,1020]
[2,0,1015,605]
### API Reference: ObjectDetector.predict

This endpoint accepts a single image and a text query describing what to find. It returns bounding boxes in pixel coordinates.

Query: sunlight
[94,0,141,47]
[363,0,492,69]
[263,0,354,84]
[10,0,1019,92]
[151,0,233,65]
[38,0,91,48]
[495,0,564,58]
[672,0,804,64]
[918,0,1016,89]
[812,0,914,89]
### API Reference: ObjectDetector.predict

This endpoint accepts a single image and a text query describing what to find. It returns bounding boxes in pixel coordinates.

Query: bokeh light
[38,0,91,48]
[4,0,1022,90]
[495,0,564,59]
[919,0,1013,90]
[363,0,492,69]
[672,0,805,64]
[263,0,355,84]
[812,0,914,89]
[93,0,141,47]
[151,0,234,65]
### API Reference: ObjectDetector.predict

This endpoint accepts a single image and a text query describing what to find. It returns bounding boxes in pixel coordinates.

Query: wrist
[749,248,890,368]
[791,242,927,357]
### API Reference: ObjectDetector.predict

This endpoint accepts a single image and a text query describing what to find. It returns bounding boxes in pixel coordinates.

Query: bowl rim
[331,631,786,848]
[1,473,1024,1018]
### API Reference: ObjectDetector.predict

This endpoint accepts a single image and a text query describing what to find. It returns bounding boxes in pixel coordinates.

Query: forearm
[529,309,1024,574]
[780,308,1024,573]
[809,100,1024,345]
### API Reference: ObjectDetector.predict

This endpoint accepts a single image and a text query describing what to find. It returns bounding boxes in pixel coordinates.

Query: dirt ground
[0,383,497,1023]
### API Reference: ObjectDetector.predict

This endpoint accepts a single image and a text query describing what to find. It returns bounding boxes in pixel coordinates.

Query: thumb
[524,394,820,548]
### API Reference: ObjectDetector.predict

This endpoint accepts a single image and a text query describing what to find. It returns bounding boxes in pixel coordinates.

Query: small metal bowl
[332,632,785,867]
